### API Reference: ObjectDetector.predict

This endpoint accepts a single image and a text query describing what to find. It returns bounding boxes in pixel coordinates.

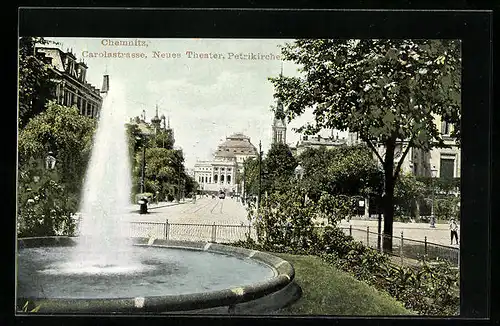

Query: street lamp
[257,140,262,213]
[135,135,147,194]
[430,166,438,228]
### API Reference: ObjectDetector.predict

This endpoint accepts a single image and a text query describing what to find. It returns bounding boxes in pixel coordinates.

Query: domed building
[194,133,258,195]
[214,133,258,164]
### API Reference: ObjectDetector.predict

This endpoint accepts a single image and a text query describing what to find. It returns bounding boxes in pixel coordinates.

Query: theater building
[194,133,258,195]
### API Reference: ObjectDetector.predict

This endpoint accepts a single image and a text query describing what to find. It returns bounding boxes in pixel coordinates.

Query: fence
[82,219,458,269]
[340,225,460,268]
[129,220,258,244]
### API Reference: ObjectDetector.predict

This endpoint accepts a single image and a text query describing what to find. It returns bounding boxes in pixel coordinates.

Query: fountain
[16,76,299,314]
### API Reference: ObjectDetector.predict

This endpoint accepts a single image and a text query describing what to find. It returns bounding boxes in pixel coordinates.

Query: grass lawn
[273,252,414,316]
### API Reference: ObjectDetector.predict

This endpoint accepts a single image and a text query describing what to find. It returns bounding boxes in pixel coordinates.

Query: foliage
[234,215,459,315]
[393,173,427,221]
[434,195,460,221]
[298,145,383,202]
[313,224,459,315]
[18,37,58,129]
[317,192,358,223]
[18,101,96,196]
[17,158,78,237]
[252,183,319,251]
[270,39,461,250]
[263,143,298,192]
[242,157,260,198]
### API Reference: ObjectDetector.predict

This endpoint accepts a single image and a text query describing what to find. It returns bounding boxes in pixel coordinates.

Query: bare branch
[361,135,384,166]
[394,138,414,181]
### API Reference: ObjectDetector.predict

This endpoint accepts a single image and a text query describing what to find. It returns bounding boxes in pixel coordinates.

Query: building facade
[295,132,349,155]
[35,47,103,118]
[194,133,258,195]
[348,115,461,180]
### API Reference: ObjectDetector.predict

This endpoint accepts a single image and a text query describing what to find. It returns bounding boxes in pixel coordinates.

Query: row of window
[57,86,100,118]
[198,174,232,184]
[197,167,232,172]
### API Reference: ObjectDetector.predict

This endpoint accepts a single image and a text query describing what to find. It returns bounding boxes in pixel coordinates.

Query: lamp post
[430,166,438,228]
[242,159,246,204]
[177,165,181,203]
[257,141,262,213]
[135,132,149,195]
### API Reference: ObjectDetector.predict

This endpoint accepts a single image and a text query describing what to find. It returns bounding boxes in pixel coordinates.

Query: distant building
[194,133,258,195]
[295,131,348,155]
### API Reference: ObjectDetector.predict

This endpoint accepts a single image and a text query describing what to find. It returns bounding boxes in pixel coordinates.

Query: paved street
[119,198,459,248]
[125,197,252,243]
[130,196,249,225]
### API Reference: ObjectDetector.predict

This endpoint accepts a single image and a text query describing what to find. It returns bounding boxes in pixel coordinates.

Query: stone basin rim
[17,236,295,313]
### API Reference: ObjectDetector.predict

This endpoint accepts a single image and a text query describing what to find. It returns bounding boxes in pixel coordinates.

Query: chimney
[101,75,109,93]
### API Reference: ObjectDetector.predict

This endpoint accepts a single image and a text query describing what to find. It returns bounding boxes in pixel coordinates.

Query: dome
[215,133,258,158]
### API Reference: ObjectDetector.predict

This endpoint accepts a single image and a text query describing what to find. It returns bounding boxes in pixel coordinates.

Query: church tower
[272,65,287,145]
[151,104,162,133]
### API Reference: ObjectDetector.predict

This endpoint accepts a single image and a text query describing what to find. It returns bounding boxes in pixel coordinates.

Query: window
[227,175,231,184]
[220,175,225,183]
[441,120,452,135]
[440,157,455,180]
[214,175,218,183]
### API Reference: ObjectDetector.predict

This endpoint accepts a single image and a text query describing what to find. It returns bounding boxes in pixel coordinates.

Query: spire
[280,61,283,77]
[155,104,159,118]
[101,75,109,93]
[167,116,170,129]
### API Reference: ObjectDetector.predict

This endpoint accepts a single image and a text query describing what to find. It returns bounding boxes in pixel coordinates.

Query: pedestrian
[449,218,459,245]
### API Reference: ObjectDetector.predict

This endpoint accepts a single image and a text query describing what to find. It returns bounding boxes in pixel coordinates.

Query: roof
[227,132,250,140]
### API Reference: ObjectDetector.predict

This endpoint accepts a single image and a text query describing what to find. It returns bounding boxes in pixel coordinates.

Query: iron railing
[339,226,460,268]
[76,218,458,268]
[129,220,257,243]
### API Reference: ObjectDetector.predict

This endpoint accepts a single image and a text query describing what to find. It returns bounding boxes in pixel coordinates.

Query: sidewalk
[127,199,193,212]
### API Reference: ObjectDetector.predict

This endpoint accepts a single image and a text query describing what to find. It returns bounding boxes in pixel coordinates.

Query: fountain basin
[17,237,300,314]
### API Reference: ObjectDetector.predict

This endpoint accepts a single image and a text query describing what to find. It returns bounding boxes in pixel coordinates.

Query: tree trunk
[382,140,396,253]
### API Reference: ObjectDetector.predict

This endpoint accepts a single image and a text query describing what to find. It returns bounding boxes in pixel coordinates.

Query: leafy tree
[242,157,260,199]
[298,145,383,203]
[264,143,298,193]
[153,129,175,149]
[254,183,318,250]
[18,101,96,197]
[393,173,426,221]
[317,192,358,223]
[18,37,58,129]
[270,39,461,251]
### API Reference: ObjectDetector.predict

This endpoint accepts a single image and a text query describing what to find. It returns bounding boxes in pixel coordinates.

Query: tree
[264,143,298,193]
[18,37,58,129]
[242,157,260,199]
[18,101,96,197]
[393,173,426,221]
[270,39,461,251]
[298,145,383,203]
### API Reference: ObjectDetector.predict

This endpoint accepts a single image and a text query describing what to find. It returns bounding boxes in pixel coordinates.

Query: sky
[44,37,347,169]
